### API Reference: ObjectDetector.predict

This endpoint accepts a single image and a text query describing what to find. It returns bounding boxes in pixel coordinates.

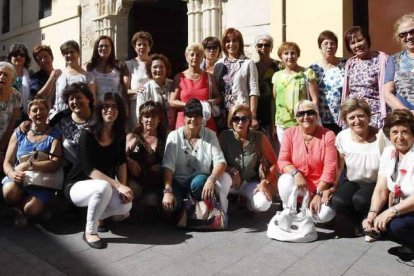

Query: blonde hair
[394,13,414,43]
[227,104,252,129]
[185,43,204,59]
[27,96,49,112]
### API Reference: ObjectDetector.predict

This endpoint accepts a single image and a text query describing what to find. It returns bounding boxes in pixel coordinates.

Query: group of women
[0,13,413,255]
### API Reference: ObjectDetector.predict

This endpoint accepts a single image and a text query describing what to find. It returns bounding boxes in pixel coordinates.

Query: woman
[169,43,221,132]
[219,104,278,212]
[127,101,167,211]
[272,42,319,143]
[255,34,280,141]
[125,31,152,129]
[29,45,62,105]
[162,99,231,214]
[50,40,96,120]
[86,36,129,103]
[214,28,260,128]
[7,44,31,115]
[201,36,221,74]
[64,92,133,249]
[49,82,95,165]
[0,62,22,174]
[2,97,62,227]
[384,13,414,111]
[278,100,336,223]
[363,109,414,255]
[332,98,387,237]
[341,26,388,128]
[136,54,174,130]
[309,31,346,134]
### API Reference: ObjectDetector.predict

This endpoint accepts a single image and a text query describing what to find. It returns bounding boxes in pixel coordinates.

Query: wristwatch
[391,206,400,217]
[290,169,299,177]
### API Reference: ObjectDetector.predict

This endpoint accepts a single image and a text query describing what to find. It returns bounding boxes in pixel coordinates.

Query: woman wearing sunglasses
[201,36,221,74]
[64,92,133,249]
[219,104,278,213]
[384,13,414,112]
[278,100,336,223]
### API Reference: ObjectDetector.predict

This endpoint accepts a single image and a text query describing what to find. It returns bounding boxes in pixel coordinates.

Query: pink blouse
[277,126,337,191]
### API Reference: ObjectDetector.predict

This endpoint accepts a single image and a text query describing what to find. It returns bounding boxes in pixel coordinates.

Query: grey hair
[254,33,274,48]
[0,61,17,81]
[294,99,322,126]
[185,43,205,59]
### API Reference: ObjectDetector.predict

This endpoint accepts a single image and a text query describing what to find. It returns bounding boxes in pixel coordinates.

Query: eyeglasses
[398,28,414,39]
[232,115,250,123]
[256,43,271,48]
[205,46,219,51]
[295,109,317,118]
[102,103,118,112]
[98,44,111,49]
[321,42,337,48]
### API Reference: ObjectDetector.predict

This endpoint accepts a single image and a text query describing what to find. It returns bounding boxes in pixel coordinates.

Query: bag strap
[286,187,310,213]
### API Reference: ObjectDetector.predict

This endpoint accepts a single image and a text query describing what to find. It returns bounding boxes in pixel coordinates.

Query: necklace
[30,126,49,136]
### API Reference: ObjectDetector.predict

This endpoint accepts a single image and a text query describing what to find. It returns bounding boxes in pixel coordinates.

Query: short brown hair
[202,36,222,54]
[222,28,245,57]
[383,109,414,139]
[317,30,338,49]
[33,45,54,64]
[146,54,171,79]
[339,98,371,123]
[27,96,49,112]
[131,31,153,48]
[277,42,300,59]
[344,26,371,54]
[227,104,252,129]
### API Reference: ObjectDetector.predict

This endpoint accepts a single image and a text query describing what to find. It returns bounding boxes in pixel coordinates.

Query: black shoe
[82,233,106,249]
[97,221,109,232]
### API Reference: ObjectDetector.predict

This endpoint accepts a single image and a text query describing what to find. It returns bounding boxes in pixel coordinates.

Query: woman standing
[2,97,62,227]
[201,36,221,74]
[277,100,336,223]
[214,28,260,129]
[272,42,319,143]
[86,36,129,103]
[125,31,152,128]
[7,44,31,116]
[341,26,388,128]
[255,34,280,142]
[64,92,133,249]
[219,104,278,213]
[363,109,414,255]
[136,54,174,130]
[332,98,387,237]
[384,13,414,111]
[169,43,221,132]
[309,31,346,134]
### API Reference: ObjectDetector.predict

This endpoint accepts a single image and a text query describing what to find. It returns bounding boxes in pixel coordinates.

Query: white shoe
[365,235,377,242]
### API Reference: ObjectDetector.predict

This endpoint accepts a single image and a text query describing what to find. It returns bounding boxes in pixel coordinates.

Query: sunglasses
[185,112,202,118]
[205,46,219,50]
[295,109,317,118]
[398,28,414,39]
[256,43,271,48]
[11,52,26,58]
[232,115,250,123]
[102,103,118,112]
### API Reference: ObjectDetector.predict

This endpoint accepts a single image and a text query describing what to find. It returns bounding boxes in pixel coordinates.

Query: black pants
[331,180,376,224]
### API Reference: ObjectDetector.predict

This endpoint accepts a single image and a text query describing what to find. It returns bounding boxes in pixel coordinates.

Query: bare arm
[36,69,61,98]
[384,81,406,110]
[308,79,319,107]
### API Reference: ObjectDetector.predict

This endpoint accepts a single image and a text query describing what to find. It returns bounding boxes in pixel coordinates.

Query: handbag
[177,195,228,230]
[267,188,317,242]
[18,151,64,190]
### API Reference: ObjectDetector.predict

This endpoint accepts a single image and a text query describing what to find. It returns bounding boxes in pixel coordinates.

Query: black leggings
[331,180,376,224]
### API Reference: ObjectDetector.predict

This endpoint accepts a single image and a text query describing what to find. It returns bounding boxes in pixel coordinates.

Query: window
[2,0,10,33]
[39,0,52,19]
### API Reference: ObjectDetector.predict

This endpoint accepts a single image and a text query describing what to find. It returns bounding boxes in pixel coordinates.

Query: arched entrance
[128,0,188,77]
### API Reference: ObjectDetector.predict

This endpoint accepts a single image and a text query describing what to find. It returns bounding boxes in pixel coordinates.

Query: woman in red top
[277,99,337,223]
[169,43,221,131]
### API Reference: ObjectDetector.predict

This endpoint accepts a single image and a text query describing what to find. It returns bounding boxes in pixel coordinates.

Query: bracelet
[368,210,378,214]
[313,190,323,197]
[163,187,173,194]
[391,206,400,217]
[290,169,299,177]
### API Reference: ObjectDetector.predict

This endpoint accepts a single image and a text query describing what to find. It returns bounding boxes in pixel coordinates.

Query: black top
[64,129,126,199]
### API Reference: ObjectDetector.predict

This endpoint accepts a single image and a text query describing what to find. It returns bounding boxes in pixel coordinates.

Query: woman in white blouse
[332,98,387,238]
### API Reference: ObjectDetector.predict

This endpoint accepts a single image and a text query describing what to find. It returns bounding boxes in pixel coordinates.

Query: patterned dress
[0,88,22,141]
[309,59,346,128]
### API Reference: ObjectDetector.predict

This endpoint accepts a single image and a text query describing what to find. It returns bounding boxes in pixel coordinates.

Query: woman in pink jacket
[277,100,337,223]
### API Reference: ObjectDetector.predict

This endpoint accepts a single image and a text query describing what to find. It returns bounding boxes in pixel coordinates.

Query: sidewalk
[1,204,413,276]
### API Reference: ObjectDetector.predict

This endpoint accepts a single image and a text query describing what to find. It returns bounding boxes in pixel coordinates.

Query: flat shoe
[83,233,105,249]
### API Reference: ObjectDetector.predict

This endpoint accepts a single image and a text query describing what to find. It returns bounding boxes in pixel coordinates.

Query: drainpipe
[282,0,286,42]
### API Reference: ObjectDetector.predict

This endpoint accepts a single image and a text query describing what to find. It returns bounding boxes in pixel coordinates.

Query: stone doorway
[128,0,188,77]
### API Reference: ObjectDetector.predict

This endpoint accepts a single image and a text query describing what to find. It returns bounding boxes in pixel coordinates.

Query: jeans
[388,212,414,247]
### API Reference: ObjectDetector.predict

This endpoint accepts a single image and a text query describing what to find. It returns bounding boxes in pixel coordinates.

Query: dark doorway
[128,0,188,77]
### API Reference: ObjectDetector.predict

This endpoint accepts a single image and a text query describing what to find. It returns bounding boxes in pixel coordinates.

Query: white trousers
[215,173,232,213]
[238,180,272,212]
[70,179,132,234]
[278,174,336,223]
[276,126,286,145]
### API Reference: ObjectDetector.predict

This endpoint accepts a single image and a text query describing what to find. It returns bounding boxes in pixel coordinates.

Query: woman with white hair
[277,99,337,223]
[255,34,280,141]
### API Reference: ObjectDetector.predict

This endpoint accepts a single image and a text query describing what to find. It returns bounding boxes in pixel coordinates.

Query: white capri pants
[70,179,132,234]
[238,181,272,212]
[278,174,336,223]
[215,173,232,213]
